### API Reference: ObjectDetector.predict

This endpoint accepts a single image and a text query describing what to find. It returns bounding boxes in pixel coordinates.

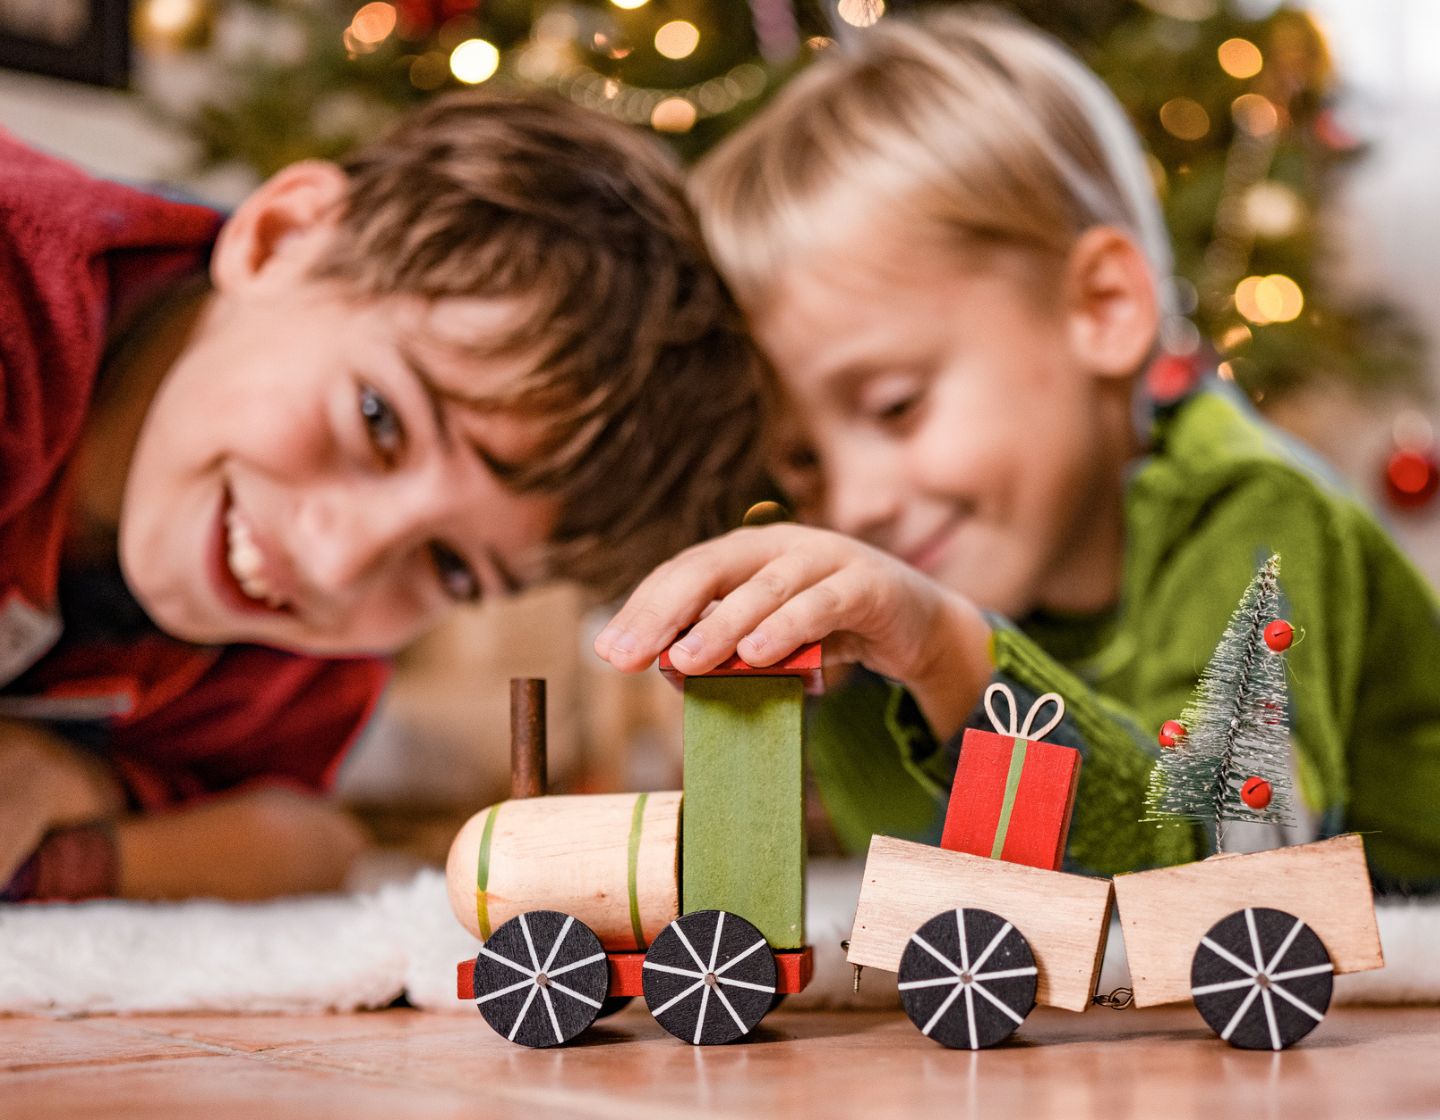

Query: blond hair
[693,8,1172,312]
[313,91,765,598]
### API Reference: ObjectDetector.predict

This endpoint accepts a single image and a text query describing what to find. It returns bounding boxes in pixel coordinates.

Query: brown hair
[312,90,765,597]
[693,8,1172,315]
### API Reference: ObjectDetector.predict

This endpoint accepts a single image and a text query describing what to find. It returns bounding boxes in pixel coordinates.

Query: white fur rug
[0,860,1434,1016]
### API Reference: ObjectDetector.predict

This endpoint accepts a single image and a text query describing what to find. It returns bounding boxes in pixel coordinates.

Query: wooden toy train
[448,649,822,1048]
[449,645,1383,1052]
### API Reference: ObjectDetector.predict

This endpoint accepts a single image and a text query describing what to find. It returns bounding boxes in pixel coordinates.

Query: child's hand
[594,524,992,741]
[0,720,122,888]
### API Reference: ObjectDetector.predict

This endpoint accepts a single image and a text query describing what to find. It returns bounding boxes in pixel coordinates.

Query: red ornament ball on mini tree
[1158,719,1186,749]
[1240,776,1272,809]
[1263,619,1294,652]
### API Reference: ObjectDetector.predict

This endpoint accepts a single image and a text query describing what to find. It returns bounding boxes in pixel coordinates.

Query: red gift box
[940,685,1081,871]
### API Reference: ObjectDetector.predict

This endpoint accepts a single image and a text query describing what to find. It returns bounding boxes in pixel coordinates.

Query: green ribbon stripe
[627,792,649,949]
[475,803,500,940]
[990,738,1028,860]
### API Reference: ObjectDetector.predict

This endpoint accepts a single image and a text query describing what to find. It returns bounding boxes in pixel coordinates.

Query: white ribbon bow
[983,682,1065,742]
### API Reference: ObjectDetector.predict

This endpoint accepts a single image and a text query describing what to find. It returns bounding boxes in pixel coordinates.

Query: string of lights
[137,0,1423,411]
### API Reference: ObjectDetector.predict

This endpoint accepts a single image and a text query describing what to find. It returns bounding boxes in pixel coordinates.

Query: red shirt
[0,134,389,809]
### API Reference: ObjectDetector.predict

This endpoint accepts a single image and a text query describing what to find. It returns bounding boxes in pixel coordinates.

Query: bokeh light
[516,43,564,80]
[729,63,766,98]
[593,30,630,59]
[1393,410,1435,453]
[610,0,649,7]
[1234,275,1304,325]
[654,20,700,59]
[349,2,395,45]
[139,0,208,42]
[1146,153,1168,197]
[1217,37,1263,79]
[1159,97,1209,140]
[1161,316,1201,356]
[1219,323,1253,351]
[1232,93,1279,137]
[450,38,500,84]
[1242,181,1304,239]
[837,0,885,28]
[533,10,578,47]
[650,96,698,133]
[1169,276,1200,316]
[1234,277,1266,323]
[1143,0,1217,18]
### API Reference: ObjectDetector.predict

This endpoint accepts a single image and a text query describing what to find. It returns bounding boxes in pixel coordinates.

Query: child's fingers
[665,550,828,674]
[594,528,795,670]
[594,555,730,668]
[595,525,840,671]
[737,569,872,668]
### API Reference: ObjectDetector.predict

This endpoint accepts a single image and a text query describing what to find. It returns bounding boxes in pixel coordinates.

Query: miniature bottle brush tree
[1145,553,1297,851]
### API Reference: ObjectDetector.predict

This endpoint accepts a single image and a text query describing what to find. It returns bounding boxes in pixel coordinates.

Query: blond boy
[597,12,1440,890]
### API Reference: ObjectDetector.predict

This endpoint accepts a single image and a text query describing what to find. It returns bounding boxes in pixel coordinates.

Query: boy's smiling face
[752,224,1155,619]
[113,165,561,654]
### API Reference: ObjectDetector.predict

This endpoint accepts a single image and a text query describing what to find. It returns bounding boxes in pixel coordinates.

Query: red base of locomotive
[457,946,815,1001]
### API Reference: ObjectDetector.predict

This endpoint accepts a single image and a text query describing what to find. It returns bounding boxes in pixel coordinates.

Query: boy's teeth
[225,507,282,607]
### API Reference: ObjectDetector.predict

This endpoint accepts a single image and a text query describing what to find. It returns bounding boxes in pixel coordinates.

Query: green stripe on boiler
[475,803,500,940]
[627,792,649,949]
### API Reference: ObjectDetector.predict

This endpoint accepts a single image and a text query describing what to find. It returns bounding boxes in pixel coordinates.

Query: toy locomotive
[448,649,821,1048]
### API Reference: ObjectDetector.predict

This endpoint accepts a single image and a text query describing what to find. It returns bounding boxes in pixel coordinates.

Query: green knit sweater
[807,385,1440,891]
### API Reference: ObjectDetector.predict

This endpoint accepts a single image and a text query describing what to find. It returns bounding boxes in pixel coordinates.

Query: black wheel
[473,910,610,1048]
[642,910,776,1045]
[897,908,1038,1049]
[1191,906,1333,1050]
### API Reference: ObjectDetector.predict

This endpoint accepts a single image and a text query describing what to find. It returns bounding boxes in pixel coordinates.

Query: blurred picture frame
[0,0,130,87]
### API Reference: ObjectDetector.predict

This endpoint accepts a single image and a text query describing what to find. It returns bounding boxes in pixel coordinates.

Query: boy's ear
[1061,227,1160,380]
[210,161,349,294]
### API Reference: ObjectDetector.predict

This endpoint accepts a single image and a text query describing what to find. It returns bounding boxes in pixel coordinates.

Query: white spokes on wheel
[642,910,777,1045]
[897,908,1037,1050]
[1191,906,1333,1051]
[473,910,610,1048]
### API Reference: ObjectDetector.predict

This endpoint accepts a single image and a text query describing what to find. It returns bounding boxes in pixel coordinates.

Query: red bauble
[1158,719,1186,749]
[1145,353,1201,405]
[1240,776,1272,809]
[1385,448,1440,510]
[1263,619,1294,652]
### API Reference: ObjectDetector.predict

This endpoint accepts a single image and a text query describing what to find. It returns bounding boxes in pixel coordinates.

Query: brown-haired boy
[0,91,762,901]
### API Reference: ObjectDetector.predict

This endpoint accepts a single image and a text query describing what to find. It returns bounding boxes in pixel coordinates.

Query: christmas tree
[135,0,1422,403]
[1145,553,1297,851]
